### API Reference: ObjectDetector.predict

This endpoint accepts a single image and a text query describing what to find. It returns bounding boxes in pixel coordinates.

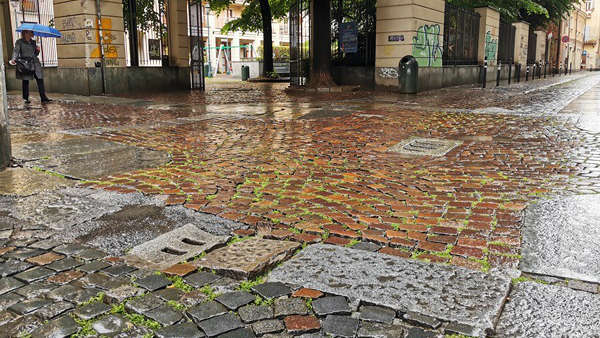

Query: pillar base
[0,124,10,170]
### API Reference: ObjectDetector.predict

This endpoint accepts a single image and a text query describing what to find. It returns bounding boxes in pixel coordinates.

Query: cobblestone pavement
[0,73,599,337]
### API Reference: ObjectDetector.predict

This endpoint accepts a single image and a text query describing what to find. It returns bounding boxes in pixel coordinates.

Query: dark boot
[36,78,51,103]
[22,80,30,104]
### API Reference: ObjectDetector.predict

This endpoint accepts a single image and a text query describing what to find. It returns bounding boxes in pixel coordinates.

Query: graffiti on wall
[91,18,119,64]
[412,24,443,67]
[378,67,399,79]
[484,31,498,61]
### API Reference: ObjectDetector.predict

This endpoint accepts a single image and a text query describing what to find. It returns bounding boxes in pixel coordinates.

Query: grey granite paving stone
[80,272,129,290]
[73,301,111,320]
[4,248,45,260]
[154,287,185,301]
[0,314,43,337]
[0,292,23,311]
[0,310,18,326]
[30,315,80,338]
[15,281,59,299]
[126,293,165,314]
[263,334,293,338]
[197,312,243,337]
[187,301,228,323]
[8,297,53,315]
[273,298,309,317]
[155,322,206,338]
[215,291,255,310]
[567,279,599,293]
[145,304,184,326]
[356,322,407,338]
[269,244,510,337]
[77,260,111,273]
[53,243,88,255]
[251,319,285,335]
[496,281,600,337]
[351,242,381,252]
[238,304,273,323]
[312,296,350,316]
[251,282,291,299]
[34,301,74,320]
[0,259,33,277]
[217,327,257,338]
[180,290,209,307]
[136,273,172,291]
[103,264,136,277]
[520,195,600,283]
[14,266,54,283]
[405,327,438,338]
[46,257,83,272]
[0,277,24,295]
[74,248,108,261]
[105,284,145,303]
[359,305,396,324]
[64,287,103,305]
[185,271,222,288]
[92,315,130,335]
[322,315,359,338]
[403,311,442,329]
[47,284,82,301]
[29,239,62,250]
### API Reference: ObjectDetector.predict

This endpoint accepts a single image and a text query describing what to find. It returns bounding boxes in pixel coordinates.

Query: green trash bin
[399,55,418,94]
[241,65,250,81]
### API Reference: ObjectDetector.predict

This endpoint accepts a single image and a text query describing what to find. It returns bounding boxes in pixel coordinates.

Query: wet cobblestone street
[1,73,600,337]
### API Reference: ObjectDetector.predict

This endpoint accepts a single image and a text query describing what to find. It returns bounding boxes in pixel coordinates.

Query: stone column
[534,30,547,63]
[231,37,240,62]
[374,0,445,87]
[0,23,10,170]
[167,0,189,68]
[0,0,12,64]
[512,21,530,65]
[475,7,500,66]
[53,0,126,68]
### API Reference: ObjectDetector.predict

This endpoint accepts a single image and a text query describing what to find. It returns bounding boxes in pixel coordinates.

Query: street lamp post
[0,28,11,170]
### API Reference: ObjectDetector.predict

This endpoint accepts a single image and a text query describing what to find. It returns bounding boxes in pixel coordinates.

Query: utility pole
[128,0,139,67]
[0,26,11,170]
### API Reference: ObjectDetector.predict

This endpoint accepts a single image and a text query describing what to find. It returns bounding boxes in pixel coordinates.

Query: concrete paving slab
[195,238,300,279]
[495,281,600,337]
[269,244,511,337]
[520,195,600,283]
[124,224,228,270]
[0,168,73,196]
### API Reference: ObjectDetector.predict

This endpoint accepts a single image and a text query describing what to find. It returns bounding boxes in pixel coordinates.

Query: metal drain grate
[389,137,462,157]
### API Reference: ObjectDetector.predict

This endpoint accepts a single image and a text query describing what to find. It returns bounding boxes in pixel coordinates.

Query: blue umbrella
[16,23,62,38]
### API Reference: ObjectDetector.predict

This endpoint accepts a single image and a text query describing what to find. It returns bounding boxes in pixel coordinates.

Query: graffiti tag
[484,31,498,61]
[379,67,399,79]
[412,24,443,67]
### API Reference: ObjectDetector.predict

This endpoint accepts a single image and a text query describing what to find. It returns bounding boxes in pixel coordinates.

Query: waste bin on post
[399,55,418,94]
[241,65,250,81]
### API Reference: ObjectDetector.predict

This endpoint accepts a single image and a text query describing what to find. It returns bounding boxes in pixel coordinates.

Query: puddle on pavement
[298,109,355,119]
[0,168,74,196]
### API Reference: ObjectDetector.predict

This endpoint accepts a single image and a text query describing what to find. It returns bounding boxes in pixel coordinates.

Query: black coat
[12,38,43,80]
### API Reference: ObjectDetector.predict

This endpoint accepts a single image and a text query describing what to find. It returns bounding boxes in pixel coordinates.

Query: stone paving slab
[195,239,300,279]
[125,224,229,270]
[520,195,600,283]
[495,281,600,337]
[0,168,74,196]
[269,244,511,336]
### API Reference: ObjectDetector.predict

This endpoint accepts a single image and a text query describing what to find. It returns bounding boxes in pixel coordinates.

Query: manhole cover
[389,137,462,157]
[124,224,229,270]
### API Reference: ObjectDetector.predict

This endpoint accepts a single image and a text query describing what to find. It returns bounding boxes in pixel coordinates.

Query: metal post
[496,61,501,87]
[508,62,512,85]
[128,0,139,67]
[206,5,212,77]
[526,65,529,81]
[482,56,487,88]
[0,29,11,169]
[544,61,547,78]
[517,64,521,82]
[34,0,44,66]
[569,63,572,74]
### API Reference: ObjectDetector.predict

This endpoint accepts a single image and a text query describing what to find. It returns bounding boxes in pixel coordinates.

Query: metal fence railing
[289,0,310,86]
[443,2,480,66]
[497,20,515,64]
[527,28,537,65]
[330,0,376,67]
[10,0,57,67]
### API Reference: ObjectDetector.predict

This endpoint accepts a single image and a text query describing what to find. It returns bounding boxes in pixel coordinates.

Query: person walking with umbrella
[8,26,55,104]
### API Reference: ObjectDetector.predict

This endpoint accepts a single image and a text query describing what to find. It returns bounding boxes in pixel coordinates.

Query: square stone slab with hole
[124,224,228,270]
[388,137,462,157]
[269,244,510,337]
[195,239,300,279]
[520,195,600,283]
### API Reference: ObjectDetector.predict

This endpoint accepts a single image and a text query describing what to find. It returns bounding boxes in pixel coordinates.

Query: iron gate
[10,0,57,67]
[527,28,537,65]
[497,20,515,63]
[289,0,310,86]
[189,0,205,90]
[443,2,480,66]
[330,0,376,67]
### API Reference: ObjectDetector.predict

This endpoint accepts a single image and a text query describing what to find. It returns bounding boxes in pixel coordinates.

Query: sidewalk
[0,73,599,337]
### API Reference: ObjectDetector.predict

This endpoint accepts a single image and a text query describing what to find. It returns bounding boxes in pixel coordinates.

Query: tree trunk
[259,0,274,76]
[308,0,336,88]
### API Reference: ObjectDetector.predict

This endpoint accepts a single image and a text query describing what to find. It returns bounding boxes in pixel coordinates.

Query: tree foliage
[448,0,577,26]
[123,0,165,32]
[207,0,290,34]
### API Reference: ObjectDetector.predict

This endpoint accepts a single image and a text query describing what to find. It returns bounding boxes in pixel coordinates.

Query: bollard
[482,57,488,88]
[508,63,512,85]
[496,61,501,87]
[565,63,568,75]
[544,62,547,78]
[526,65,529,81]
[569,63,572,75]
[516,64,521,82]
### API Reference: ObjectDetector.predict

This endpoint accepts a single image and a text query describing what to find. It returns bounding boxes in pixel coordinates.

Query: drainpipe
[95,0,106,94]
